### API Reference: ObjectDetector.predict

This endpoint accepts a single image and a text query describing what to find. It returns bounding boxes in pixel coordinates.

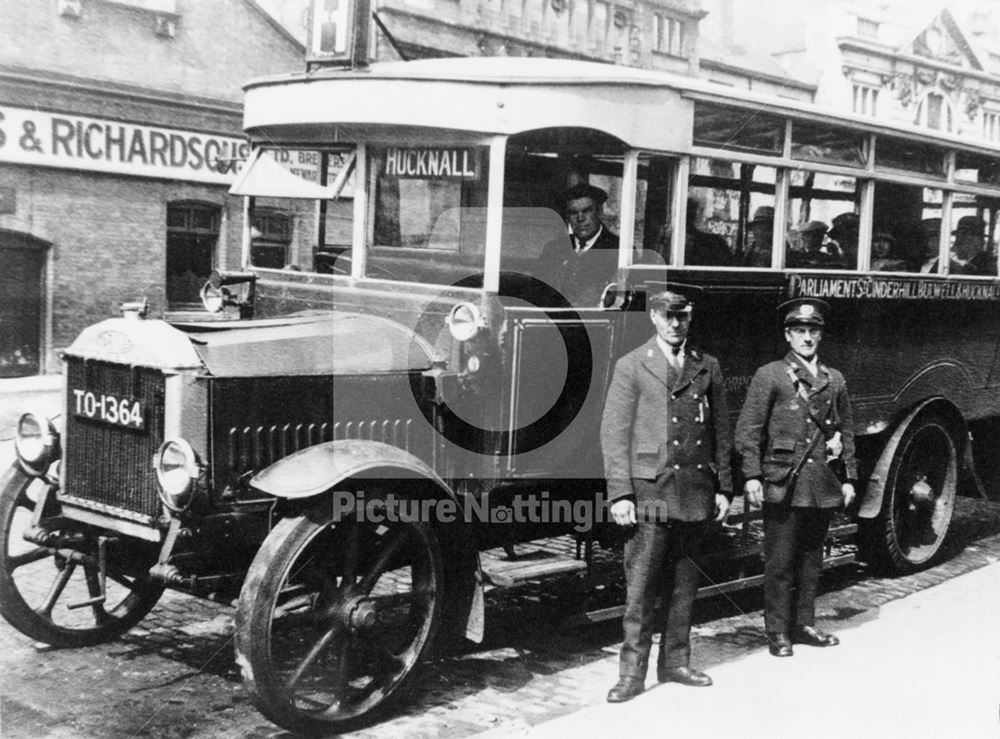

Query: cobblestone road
[1,497,999,738]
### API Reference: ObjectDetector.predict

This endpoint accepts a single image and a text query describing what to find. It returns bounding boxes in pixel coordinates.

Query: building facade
[699,0,1000,144]
[0,0,303,376]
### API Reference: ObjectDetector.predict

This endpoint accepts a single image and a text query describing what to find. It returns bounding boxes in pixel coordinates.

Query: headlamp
[447,302,484,342]
[14,410,60,476]
[154,438,201,512]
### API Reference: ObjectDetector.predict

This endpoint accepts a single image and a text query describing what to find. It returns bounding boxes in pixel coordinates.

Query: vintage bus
[3,49,1000,733]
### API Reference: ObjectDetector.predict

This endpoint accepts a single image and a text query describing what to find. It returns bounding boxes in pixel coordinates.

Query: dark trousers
[763,503,834,634]
[619,520,705,679]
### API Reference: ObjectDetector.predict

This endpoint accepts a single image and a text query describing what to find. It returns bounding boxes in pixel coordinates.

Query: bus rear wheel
[873,414,957,574]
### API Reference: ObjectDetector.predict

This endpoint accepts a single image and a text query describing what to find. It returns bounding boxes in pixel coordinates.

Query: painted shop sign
[0,105,249,184]
[790,274,1000,301]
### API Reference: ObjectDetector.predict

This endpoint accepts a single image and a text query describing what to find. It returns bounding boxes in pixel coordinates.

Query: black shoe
[657,665,713,687]
[607,676,645,703]
[767,632,793,657]
[792,625,839,647]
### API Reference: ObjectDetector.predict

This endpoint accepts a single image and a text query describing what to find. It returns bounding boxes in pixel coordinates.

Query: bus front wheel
[871,414,957,574]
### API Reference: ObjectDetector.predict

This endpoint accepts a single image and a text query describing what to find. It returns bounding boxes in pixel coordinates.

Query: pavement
[479,558,1000,739]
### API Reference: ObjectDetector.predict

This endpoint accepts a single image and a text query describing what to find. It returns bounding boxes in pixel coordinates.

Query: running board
[566,551,857,626]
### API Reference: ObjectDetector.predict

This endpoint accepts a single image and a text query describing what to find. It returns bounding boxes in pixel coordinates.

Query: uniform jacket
[734,353,857,508]
[601,337,733,522]
[538,227,619,306]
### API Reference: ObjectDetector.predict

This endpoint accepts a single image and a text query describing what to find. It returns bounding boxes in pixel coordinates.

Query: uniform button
[673,464,680,470]
[692,393,699,399]
[672,417,678,422]
[696,439,702,445]
[807,459,814,463]
[673,440,680,446]
[697,464,703,469]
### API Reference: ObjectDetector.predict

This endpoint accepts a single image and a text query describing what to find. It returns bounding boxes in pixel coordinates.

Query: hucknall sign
[0,105,250,184]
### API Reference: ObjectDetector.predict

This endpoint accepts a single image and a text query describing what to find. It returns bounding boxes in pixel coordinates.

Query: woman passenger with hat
[735,298,857,657]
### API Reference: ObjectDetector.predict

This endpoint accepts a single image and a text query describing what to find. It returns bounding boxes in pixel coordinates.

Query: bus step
[481,549,588,587]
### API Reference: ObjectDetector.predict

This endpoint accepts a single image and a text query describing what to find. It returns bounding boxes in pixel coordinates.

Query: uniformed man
[735,298,857,657]
[601,285,732,703]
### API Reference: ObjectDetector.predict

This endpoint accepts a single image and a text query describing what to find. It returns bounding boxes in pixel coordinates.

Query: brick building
[0,0,303,376]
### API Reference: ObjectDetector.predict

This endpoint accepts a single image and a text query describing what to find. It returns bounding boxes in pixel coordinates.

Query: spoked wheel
[235,504,443,735]
[0,465,165,646]
[876,415,958,573]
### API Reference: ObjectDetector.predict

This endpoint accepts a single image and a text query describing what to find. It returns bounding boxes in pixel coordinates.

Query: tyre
[0,465,164,647]
[235,503,443,734]
[873,414,957,574]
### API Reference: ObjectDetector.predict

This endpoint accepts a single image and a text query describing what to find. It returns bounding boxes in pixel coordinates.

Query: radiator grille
[61,359,165,520]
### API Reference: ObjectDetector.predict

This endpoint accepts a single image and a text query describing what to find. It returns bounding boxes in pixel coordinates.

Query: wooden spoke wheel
[235,504,443,734]
[0,466,164,647]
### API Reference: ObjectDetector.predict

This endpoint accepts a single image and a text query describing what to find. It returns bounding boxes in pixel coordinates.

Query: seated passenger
[537,183,620,306]
[742,206,774,267]
[684,199,732,266]
[918,218,942,273]
[786,220,846,269]
[828,212,859,266]
[870,229,908,272]
[952,215,996,276]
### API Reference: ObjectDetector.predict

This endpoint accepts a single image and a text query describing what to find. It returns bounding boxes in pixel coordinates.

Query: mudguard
[250,439,454,500]
[249,439,484,643]
[859,398,968,518]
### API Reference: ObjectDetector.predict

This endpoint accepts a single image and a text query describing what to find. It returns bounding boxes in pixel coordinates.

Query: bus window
[503,133,626,306]
[871,183,943,273]
[791,121,867,168]
[634,154,674,263]
[242,148,355,273]
[368,145,490,284]
[786,171,858,270]
[687,157,777,267]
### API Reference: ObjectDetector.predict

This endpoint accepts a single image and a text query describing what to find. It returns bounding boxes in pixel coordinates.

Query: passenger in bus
[918,218,942,273]
[786,220,846,269]
[951,215,996,275]
[537,183,619,305]
[685,199,733,266]
[602,285,732,703]
[828,213,859,267]
[735,298,857,659]
[870,229,908,272]
[742,206,774,267]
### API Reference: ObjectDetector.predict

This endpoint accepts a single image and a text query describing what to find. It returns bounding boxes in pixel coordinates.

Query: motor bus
[3,46,999,734]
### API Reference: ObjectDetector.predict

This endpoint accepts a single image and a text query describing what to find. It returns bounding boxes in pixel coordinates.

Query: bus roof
[243,57,1000,158]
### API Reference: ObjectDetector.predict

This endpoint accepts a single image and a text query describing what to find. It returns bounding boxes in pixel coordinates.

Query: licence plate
[72,389,145,430]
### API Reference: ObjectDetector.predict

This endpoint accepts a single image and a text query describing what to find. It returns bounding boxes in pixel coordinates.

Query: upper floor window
[916,92,954,132]
[857,17,879,38]
[653,14,683,56]
[852,84,879,116]
[984,110,1000,143]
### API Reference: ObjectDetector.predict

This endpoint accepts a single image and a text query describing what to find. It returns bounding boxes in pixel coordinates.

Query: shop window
[251,208,293,269]
[166,201,219,310]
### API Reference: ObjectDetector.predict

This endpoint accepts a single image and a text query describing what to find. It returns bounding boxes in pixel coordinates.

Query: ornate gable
[902,10,985,72]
